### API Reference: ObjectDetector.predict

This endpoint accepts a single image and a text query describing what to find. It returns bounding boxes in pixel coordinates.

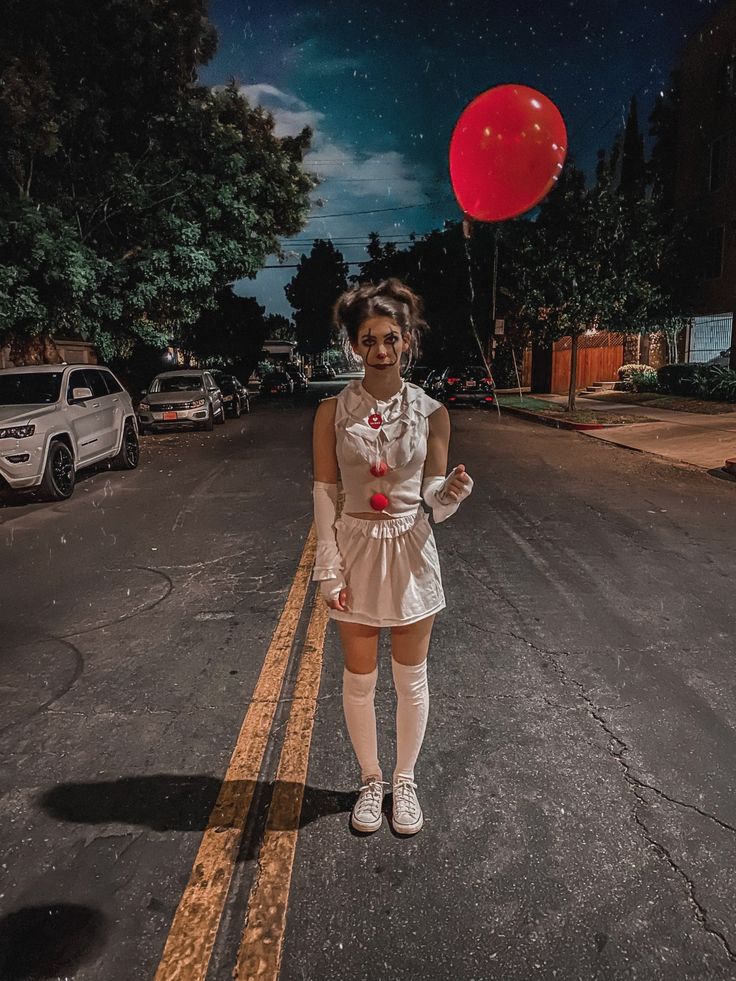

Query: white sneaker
[392,779,423,835]
[351,778,387,833]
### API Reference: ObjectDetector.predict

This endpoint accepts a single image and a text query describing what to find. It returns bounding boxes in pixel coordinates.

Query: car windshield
[153,375,203,392]
[0,372,64,405]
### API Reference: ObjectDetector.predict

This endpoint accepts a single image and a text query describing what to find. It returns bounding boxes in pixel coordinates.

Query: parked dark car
[210,372,250,417]
[311,363,337,381]
[423,369,444,400]
[406,364,432,388]
[260,370,294,397]
[436,365,495,408]
[283,363,309,393]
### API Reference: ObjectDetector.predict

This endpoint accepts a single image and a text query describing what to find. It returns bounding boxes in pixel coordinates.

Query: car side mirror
[71,386,93,402]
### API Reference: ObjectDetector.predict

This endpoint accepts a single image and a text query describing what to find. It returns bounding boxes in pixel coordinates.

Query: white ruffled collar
[355,380,406,408]
[336,379,426,469]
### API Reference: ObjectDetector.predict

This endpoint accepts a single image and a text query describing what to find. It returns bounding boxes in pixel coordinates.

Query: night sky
[197,0,723,318]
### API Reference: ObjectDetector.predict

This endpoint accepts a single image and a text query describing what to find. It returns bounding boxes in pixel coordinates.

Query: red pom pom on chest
[369,461,388,477]
[369,493,389,512]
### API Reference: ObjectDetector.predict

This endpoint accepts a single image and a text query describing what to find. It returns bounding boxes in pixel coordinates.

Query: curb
[578,432,736,482]
[499,404,618,432]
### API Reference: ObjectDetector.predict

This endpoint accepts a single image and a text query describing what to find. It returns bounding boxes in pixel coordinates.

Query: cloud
[231,84,435,317]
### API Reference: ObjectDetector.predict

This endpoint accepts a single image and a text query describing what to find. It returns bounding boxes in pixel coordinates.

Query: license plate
[163,411,177,420]
[466,380,477,388]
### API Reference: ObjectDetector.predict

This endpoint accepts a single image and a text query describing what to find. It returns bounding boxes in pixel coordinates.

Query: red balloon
[449,85,567,222]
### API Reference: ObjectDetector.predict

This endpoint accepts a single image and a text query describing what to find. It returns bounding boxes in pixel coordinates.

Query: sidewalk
[511,393,736,473]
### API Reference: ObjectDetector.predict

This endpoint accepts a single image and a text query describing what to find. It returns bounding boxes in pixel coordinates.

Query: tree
[648,73,680,208]
[0,1,316,362]
[350,224,499,369]
[263,313,295,342]
[648,71,698,363]
[285,240,348,356]
[619,96,646,201]
[507,162,683,410]
[181,288,268,380]
[356,232,414,285]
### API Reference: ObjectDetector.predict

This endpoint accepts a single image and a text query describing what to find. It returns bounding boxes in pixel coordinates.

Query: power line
[281,232,424,245]
[281,240,416,247]
[308,198,453,218]
[262,260,372,269]
[312,177,446,183]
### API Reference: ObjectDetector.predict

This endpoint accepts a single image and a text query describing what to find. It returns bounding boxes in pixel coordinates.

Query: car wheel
[202,407,214,432]
[215,404,226,425]
[110,421,140,470]
[232,398,242,418]
[243,395,250,414]
[38,440,76,501]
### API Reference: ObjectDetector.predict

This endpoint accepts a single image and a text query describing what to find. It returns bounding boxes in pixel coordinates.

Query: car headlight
[190,398,206,408]
[139,401,150,411]
[0,424,35,439]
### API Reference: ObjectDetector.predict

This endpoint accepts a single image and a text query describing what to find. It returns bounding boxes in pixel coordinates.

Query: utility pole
[489,227,499,366]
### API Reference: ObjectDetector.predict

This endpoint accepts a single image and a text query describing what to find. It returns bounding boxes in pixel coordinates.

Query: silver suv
[138,370,225,432]
[0,364,139,501]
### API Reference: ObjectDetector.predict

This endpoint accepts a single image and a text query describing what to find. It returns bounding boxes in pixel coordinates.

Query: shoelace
[356,779,388,819]
[393,779,419,819]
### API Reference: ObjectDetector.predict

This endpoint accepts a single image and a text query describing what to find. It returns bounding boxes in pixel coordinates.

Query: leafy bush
[628,367,659,392]
[657,362,736,401]
[618,363,649,382]
[694,365,736,402]
[656,363,700,395]
[618,363,658,392]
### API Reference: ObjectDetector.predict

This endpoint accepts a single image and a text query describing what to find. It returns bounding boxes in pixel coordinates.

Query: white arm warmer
[422,468,474,523]
[312,481,346,601]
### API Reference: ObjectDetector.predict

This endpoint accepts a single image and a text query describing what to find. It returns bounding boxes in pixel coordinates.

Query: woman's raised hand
[443,464,473,502]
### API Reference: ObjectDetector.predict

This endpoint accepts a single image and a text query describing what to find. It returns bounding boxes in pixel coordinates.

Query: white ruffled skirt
[330,507,446,627]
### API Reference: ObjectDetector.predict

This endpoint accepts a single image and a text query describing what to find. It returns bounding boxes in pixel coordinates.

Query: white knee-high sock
[342,667,382,783]
[392,658,429,785]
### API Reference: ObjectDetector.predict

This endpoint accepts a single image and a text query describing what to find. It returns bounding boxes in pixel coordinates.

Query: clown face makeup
[353,316,410,373]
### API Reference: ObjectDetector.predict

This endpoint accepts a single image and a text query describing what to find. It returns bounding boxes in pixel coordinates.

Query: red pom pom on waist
[369,493,389,512]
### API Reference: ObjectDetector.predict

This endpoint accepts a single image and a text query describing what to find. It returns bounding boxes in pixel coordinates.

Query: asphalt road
[1,388,735,981]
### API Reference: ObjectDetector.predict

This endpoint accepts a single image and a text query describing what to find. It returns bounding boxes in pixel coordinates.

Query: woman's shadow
[39,774,359,859]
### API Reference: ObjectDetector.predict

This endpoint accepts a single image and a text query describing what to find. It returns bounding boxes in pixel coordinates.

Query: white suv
[0,364,139,500]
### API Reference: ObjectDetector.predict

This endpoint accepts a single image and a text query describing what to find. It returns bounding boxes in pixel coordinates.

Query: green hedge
[656,363,700,395]
[656,363,736,401]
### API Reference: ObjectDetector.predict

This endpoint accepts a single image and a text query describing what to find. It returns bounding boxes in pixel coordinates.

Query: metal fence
[686,313,733,365]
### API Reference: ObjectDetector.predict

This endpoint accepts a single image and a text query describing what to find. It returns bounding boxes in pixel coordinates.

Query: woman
[312,279,473,835]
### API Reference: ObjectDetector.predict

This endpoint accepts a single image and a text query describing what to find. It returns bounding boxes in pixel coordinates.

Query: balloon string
[462,231,502,418]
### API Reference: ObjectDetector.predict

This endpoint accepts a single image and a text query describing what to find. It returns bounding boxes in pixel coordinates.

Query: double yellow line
[155,527,329,981]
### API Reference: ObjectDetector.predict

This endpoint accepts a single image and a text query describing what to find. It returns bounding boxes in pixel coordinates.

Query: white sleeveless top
[334,380,443,518]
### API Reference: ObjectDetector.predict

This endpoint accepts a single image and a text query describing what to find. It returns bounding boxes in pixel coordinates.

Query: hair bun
[332,278,428,362]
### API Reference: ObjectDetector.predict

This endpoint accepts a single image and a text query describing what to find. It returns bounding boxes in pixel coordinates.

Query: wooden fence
[550,333,624,395]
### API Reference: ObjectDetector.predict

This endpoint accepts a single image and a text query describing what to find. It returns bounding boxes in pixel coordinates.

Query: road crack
[510,628,736,962]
